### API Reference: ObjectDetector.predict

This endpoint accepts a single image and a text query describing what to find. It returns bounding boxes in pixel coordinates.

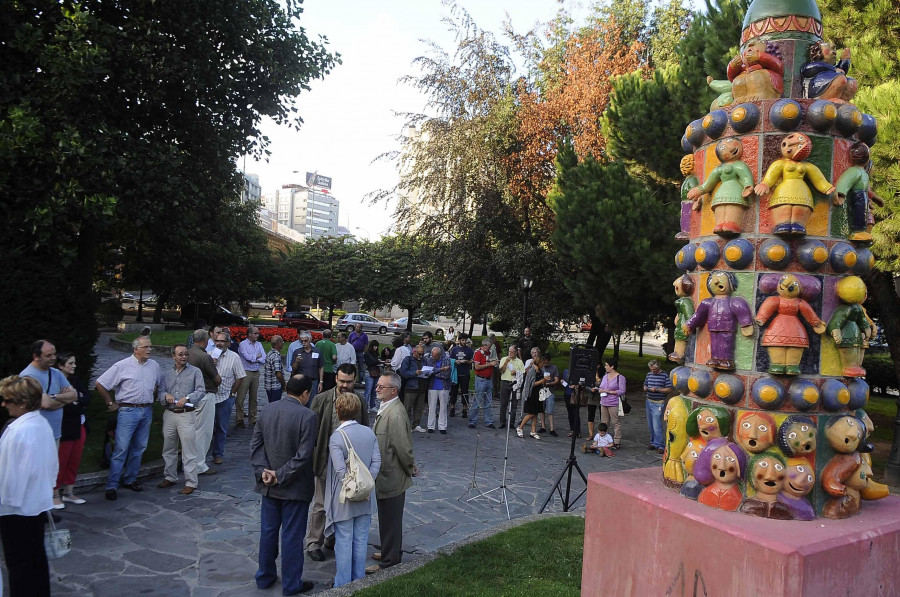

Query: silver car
[387,317,444,336]
[337,313,387,334]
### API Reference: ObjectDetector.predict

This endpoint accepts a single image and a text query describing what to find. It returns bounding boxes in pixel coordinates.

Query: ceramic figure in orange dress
[694,438,746,511]
[755,274,826,375]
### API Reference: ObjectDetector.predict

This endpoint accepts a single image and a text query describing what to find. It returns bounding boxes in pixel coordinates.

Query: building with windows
[242,172,262,205]
[261,180,340,239]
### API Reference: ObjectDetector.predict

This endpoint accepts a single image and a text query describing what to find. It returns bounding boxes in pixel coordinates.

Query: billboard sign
[305,172,332,189]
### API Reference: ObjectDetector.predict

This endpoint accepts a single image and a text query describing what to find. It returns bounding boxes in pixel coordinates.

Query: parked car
[336,313,387,334]
[387,317,444,336]
[280,311,330,331]
[180,303,249,326]
[249,300,274,310]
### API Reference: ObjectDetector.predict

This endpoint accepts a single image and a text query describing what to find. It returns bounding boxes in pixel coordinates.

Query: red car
[280,311,330,330]
[272,306,286,318]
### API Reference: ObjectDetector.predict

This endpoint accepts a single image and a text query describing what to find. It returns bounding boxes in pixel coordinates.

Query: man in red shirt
[469,338,498,429]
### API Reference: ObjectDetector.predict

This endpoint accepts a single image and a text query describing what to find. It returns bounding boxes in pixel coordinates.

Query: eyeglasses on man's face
[375,384,397,391]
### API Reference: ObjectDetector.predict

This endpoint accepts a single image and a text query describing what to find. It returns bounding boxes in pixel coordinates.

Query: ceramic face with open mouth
[736,411,777,453]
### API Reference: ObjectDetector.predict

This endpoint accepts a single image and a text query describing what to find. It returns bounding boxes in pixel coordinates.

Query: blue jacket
[400,355,423,390]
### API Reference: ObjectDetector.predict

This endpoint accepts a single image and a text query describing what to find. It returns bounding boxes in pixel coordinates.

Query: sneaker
[61,493,86,505]
[414,426,427,433]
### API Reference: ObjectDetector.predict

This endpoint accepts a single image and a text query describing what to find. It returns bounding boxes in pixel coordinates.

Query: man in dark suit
[367,371,415,574]
[250,375,318,595]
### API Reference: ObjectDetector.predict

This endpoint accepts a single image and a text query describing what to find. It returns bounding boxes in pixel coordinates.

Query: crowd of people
[0,323,674,595]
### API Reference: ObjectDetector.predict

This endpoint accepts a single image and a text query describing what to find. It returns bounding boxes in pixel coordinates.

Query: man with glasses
[366,372,414,574]
[305,363,367,561]
[290,332,324,402]
[236,326,266,428]
[211,332,245,465]
[95,337,162,501]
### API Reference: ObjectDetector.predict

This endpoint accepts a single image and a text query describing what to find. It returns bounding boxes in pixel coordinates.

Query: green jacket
[309,385,368,477]
[373,397,415,499]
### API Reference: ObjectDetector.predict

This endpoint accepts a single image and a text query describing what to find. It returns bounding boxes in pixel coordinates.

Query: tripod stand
[539,388,587,513]
[460,395,527,519]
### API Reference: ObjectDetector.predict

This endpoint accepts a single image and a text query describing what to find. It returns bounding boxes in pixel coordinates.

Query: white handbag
[338,428,375,503]
[539,387,552,402]
[44,511,71,559]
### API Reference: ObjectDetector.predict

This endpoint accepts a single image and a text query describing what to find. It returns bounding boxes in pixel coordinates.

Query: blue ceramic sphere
[788,379,820,411]
[829,242,858,273]
[695,240,721,270]
[702,110,729,139]
[857,113,877,146]
[722,239,754,269]
[686,119,706,147]
[847,378,869,410]
[822,378,851,411]
[796,240,829,271]
[836,104,863,137]
[751,376,785,410]
[758,238,792,269]
[687,369,712,398]
[671,366,692,394]
[681,135,694,153]
[729,103,760,133]
[713,374,744,405]
[676,244,698,271]
[805,100,837,132]
[852,247,874,276]
[769,99,803,131]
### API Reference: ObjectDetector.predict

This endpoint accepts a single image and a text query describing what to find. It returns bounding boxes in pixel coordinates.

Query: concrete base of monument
[582,467,900,597]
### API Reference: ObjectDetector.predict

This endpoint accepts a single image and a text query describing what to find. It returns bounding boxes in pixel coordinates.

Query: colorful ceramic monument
[668,0,886,519]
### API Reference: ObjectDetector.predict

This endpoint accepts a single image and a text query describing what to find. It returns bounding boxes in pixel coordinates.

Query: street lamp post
[520,275,533,328]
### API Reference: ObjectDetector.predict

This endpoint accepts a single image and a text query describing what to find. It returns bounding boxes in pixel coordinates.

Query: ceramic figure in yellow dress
[754,132,836,237]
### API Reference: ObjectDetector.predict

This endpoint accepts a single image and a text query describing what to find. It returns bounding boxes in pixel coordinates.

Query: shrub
[228,326,322,344]
[863,353,898,395]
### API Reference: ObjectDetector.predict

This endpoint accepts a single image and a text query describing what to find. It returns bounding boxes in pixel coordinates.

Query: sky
[243,0,702,240]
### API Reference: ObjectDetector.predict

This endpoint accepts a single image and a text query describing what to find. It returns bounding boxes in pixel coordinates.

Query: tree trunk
[638,330,644,357]
[481,314,488,336]
[153,289,171,324]
[405,306,415,333]
[662,318,676,356]
[328,301,335,328]
[612,333,621,360]
[136,282,144,323]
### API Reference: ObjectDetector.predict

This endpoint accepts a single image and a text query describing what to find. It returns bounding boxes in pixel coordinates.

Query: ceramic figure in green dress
[755,132,836,238]
[687,138,755,237]
[669,274,696,364]
[825,276,871,377]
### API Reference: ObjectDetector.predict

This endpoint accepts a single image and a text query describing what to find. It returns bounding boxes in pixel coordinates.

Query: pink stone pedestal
[582,468,900,596]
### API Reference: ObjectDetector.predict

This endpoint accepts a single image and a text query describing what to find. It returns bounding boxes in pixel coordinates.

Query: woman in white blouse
[0,375,59,597]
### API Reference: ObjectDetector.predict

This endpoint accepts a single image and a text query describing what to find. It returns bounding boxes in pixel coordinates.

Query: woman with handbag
[591,358,626,450]
[325,393,381,588]
[0,375,59,597]
[516,355,546,440]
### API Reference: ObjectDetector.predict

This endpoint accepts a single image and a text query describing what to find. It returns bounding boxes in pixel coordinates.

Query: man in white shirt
[236,327,266,428]
[335,332,357,367]
[211,332,245,465]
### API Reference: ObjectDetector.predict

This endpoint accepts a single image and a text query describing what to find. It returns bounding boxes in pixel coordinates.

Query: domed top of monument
[743,0,822,29]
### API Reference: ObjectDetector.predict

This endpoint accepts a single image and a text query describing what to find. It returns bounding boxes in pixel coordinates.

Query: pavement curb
[317,510,585,596]
[74,460,165,489]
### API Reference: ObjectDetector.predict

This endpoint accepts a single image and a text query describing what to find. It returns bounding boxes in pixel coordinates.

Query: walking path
[11,335,666,596]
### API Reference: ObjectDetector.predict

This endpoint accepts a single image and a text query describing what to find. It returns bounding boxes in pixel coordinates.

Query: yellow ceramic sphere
[836,276,867,304]
[677,252,685,264]
[843,252,858,267]
[695,247,707,261]
[813,247,828,262]
[867,254,875,268]
[703,114,713,127]
[782,103,800,118]
[759,385,779,403]
[802,386,819,404]
[837,387,851,405]
[852,110,863,125]
[824,104,837,119]
[688,378,700,392]
[715,381,731,398]
[767,245,787,261]
[725,246,743,261]
[685,124,694,137]
[672,371,680,385]
[732,107,747,122]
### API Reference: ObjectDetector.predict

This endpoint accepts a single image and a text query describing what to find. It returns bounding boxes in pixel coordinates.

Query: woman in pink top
[593,358,626,449]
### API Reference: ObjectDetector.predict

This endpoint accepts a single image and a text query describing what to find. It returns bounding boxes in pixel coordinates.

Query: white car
[387,318,444,336]
[337,313,387,334]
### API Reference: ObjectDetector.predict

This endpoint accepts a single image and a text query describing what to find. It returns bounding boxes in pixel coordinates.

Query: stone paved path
[3,334,665,596]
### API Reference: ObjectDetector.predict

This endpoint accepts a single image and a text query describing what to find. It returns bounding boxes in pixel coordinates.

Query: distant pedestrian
[421,331,442,358]
[424,346,451,434]
[516,327,536,362]
[562,367,582,438]
[336,332,357,369]
[250,374,317,595]
[188,329,221,476]
[315,329,338,390]
[156,345,205,495]
[445,326,457,343]
[363,340,382,411]
[643,359,672,454]
[470,338,498,429]
[399,345,427,433]
[367,372,415,574]
[95,336,161,500]
[263,335,286,404]
[0,375,58,597]
[291,332,324,402]
[348,324,369,383]
[517,354,546,440]
[325,393,381,587]
[389,333,412,394]
[448,333,474,418]
[55,352,90,506]
[211,332,245,465]
[594,358,626,450]
[498,345,524,429]
[537,357,561,437]
[236,326,266,428]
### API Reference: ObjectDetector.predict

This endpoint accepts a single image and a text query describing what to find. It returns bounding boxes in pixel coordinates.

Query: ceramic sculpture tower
[664,0,888,519]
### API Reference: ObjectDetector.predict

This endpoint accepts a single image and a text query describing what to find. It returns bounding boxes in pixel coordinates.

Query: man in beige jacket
[367,371,415,573]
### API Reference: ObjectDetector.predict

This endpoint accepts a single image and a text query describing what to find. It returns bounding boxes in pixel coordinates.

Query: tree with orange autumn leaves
[506,19,647,229]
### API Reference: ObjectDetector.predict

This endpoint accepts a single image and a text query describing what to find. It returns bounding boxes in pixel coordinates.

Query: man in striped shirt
[211,332,245,465]
[642,360,672,454]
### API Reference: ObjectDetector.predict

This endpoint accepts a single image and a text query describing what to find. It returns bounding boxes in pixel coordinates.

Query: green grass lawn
[354,516,584,597]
